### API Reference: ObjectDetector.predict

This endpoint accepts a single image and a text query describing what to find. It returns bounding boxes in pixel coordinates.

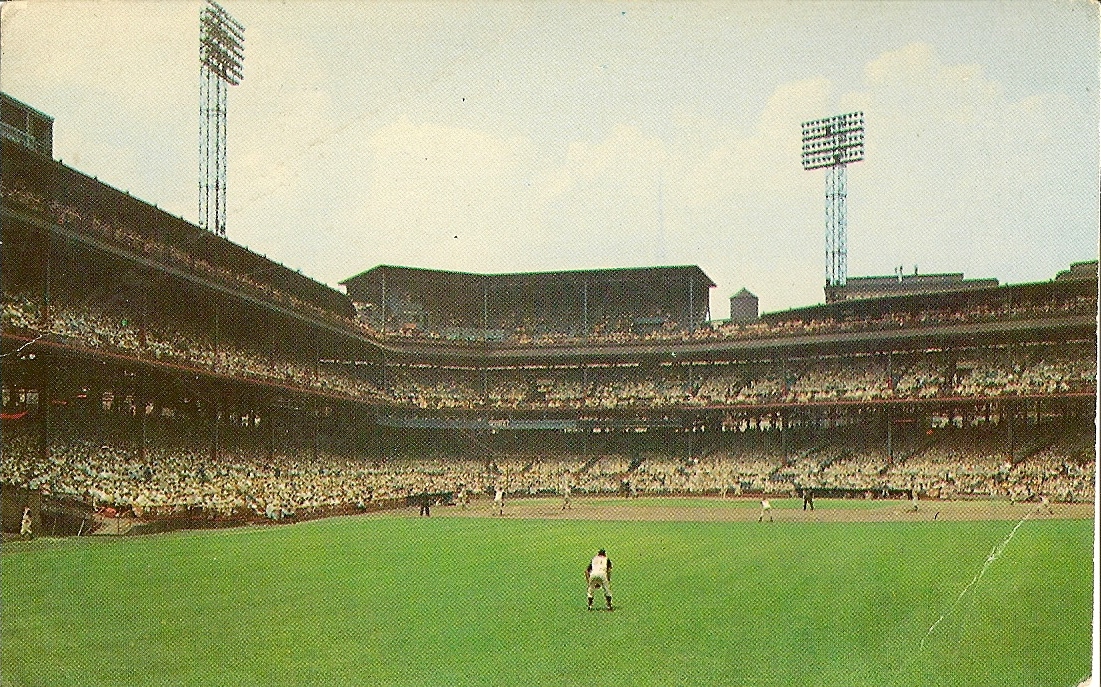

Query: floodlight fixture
[199,0,245,237]
[801,111,865,287]
[201,6,245,85]
[801,111,864,170]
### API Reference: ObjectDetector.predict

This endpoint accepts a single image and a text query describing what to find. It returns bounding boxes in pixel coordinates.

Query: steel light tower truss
[801,111,864,287]
[199,0,244,237]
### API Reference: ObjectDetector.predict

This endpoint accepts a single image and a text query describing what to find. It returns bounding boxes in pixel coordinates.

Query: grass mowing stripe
[2,515,1092,686]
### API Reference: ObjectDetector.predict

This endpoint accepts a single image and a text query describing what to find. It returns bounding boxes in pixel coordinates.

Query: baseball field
[1,497,1093,686]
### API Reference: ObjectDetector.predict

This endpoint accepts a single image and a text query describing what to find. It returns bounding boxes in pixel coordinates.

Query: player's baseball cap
[598,549,606,556]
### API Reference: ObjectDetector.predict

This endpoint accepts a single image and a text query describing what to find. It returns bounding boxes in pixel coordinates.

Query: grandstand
[1,93,52,158]
[340,263,715,340]
[1,92,1097,536]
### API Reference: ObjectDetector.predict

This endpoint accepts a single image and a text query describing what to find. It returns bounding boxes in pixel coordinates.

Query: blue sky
[1,0,1097,316]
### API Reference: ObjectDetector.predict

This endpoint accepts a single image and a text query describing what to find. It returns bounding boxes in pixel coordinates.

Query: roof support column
[688,273,694,331]
[380,272,386,335]
[582,279,588,338]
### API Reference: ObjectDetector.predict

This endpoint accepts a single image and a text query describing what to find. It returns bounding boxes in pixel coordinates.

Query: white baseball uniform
[587,554,611,597]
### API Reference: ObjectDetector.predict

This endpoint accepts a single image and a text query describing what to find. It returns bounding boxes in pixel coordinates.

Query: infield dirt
[428,496,1094,523]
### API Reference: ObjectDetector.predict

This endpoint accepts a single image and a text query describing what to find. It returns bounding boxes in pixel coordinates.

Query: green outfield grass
[1,510,1092,687]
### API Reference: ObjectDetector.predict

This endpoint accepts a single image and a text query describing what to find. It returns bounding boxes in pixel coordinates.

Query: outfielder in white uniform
[758,498,773,523]
[494,487,504,516]
[585,549,613,611]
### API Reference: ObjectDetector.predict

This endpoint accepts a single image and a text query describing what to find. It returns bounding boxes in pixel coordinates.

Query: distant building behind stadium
[728,288,759,324]
[824,268,999,304]
[341,264,715,340]
[1055,260,1098,282]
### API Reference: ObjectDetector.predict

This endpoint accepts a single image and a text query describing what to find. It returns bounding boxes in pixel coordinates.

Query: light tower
[199,0,245,237]
[801,111,864,287]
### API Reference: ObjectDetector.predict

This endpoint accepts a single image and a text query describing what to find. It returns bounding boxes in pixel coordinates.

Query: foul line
[921,508,1035,649]
[0,332,47,358]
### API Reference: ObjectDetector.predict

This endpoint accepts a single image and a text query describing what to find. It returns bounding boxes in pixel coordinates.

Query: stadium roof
[762,272,1094,325]
[341,264,716,288]
[3,138,353,319]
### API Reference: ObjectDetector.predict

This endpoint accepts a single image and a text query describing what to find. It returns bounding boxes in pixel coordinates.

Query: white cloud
[558,125,667,194]
[841,43,1094,283]
[255,118,548,282]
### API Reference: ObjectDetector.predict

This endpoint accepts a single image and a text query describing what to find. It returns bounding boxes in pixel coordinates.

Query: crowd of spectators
[6,290,1094,413]
[631,452,778,494]
[359,292,1096,349]
[6,175,1095,415]
[881,435,1094,504]
[3,292,388,403]
[6,131,1095,531]
[379,347,1095,411]
[3,182,349,328]
[6,178,1094,362]
[2,420,1093,524]
[953,356,1094,397]
[0,425,482,519]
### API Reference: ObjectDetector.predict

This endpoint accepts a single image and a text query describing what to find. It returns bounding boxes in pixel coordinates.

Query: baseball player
[758,498,773,523]
[20,507,33,540]
[585,549,613,611]
[562,482,572,510]
[494,486,504,516]
[1037,494,1055,516]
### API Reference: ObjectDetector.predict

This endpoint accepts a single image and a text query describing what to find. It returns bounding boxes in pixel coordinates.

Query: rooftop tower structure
[198,0,245,237]
[801,111,864,288]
